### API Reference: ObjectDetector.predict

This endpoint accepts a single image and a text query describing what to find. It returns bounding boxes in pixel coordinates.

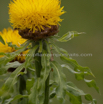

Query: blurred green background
[0,0,103,104]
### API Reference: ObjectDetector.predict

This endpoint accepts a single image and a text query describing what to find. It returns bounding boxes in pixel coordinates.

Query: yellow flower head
[9,0,65,32]
[0,28,27,62]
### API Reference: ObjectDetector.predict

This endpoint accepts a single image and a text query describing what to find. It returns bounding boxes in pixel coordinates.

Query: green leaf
[67,92,82,104]
[49,81,57,99]
[49,80,57,87]
[85,94,93,101]
[0,63,25,96]
[61,64,77,74]
[51,61,66,103]
[52,43,68,56]
[0,52,6,56]
[61,64,85,80]
[52,44,94,79]
[60,56,99,93]
[92,99,97,104]
[38,40,43,53]
[44,40,51,54]
[29,79,40,104]
[0,35,5,45]
[85,94,97,104]
[26,78,35,94]
[0,42,37,96]
[84,79,99,93]
[25,45,38,68]
[60,56,94,78]
[66,82,97,103]
[85,95,97,104]
[57,31,84,42]
[4,94,28,104]
[18,98,28,104]
[49,89,56,99]
[3,61,21,70]
[0,61,21,75]
[59,48,69,56]
[29,41,51,104]
[0,40,30,68]
[38,49,51,104]
[0,40,30,76]
[66,82,85,96]
[7,42,19,50]
[27,62,36,72]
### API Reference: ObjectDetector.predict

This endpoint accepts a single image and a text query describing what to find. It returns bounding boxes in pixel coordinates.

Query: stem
[34,41,50,104]
[33,41,42,78]
[18,73,30,104]
[18,75,27,104]
[19,75,26,95]
[35,52,42,78]
[43,40,50,104]
[44,74,50,104]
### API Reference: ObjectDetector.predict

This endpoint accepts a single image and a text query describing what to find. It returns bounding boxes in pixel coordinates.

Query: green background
[0,0,103,104]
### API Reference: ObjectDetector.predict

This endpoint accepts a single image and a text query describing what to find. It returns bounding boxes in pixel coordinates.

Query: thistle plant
[0,0,99,104]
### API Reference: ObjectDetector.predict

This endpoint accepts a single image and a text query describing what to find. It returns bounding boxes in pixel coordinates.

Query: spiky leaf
[51,61,66,103]
[84,79,99,93]
[57,31,84,42]
[4,94,28,104]
[28,79,40,104]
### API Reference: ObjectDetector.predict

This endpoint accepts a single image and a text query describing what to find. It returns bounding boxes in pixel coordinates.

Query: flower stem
[19,75,26,95]
[18,75,27,104]
[34,41,50,104]
[43,40,50,104]
[44,74,50,104]
[35,52,42,78]
[33,41,42,78]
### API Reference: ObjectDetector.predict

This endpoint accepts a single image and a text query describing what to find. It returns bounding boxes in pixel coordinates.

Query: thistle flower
[0,28,27,63]
[9,0,65,40]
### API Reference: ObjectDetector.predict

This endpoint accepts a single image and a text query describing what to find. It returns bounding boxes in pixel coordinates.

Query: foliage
[0,31,99,104]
